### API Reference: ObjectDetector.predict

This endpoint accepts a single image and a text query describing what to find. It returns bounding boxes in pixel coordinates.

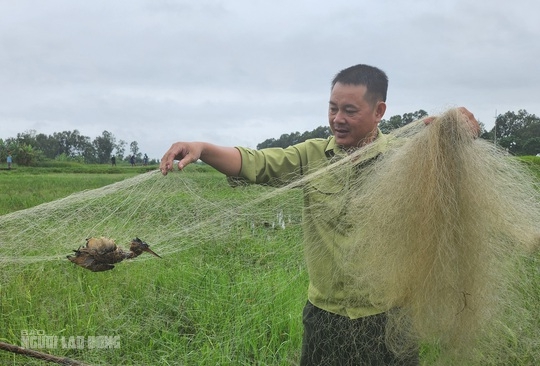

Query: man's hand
[424,107,480,137]
[457,107,480,137]
[160,142,203,176]
[160,141,242,177]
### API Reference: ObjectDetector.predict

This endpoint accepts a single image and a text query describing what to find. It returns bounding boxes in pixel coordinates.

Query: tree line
[1,109,539,166]
[0,129,152,166]
[258,109,540,156]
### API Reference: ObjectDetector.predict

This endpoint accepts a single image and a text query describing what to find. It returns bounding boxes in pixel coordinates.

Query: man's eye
[329,108,338,114]
[345,109,357,115]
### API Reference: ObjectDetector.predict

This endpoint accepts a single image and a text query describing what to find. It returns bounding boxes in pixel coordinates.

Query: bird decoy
[67,237,161,272]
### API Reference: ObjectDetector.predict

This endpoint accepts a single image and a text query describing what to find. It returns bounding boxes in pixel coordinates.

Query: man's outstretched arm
[160,142,241,177]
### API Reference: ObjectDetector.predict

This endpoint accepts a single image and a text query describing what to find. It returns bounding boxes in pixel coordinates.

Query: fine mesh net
[1,108,539,365]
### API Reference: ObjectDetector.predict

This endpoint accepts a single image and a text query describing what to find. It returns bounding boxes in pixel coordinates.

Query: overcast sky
[1,0,539,160]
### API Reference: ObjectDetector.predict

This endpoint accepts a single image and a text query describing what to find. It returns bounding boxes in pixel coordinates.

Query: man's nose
[333,110,347,123]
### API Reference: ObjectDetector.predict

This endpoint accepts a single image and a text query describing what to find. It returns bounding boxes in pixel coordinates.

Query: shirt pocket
[305,170,353,237]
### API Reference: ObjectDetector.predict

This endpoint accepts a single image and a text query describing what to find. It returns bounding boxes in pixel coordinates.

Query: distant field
[0,164,157,215]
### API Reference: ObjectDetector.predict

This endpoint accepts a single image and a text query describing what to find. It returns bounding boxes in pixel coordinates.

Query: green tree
[129,141,141,161]
[93,131,116,164]
[522,137,540,156]
[492,110,540,155]
[81,144,98,164]
[0,139,11,165]
[115,139,127,160]
[257,126,331,149]
[14,143,41,166]
[35,133,56,158]
[15,130,38,151]
[379,110,428,133]
[54,130,91,158]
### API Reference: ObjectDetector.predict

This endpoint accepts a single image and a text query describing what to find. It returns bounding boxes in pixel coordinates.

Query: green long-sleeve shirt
[230,132,389,318]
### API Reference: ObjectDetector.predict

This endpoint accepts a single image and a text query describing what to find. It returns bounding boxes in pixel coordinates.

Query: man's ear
[375,101,386,121]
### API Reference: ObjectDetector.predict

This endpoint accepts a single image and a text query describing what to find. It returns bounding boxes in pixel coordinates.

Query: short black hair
[331,64,388,104]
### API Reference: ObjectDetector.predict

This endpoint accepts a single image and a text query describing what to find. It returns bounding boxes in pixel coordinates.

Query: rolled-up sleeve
[227,137,334,187]
[229,146,304,186]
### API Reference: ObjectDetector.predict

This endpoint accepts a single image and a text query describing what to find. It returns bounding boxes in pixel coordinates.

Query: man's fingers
[423,116,435,125]
[457,107,480,136]
[160,162,172,175]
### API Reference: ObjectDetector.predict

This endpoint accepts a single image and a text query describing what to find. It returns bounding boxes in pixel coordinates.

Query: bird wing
[67,241,120,271]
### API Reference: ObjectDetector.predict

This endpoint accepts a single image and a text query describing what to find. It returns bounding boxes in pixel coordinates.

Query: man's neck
[344,129,379,154]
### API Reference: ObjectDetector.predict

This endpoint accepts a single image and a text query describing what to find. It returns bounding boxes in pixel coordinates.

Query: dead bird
[67,237,161,272]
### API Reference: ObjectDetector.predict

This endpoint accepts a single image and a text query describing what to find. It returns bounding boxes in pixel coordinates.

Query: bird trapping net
[1,108,540,365]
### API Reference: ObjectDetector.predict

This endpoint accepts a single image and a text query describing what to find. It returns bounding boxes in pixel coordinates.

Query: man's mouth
[334,129,349,137]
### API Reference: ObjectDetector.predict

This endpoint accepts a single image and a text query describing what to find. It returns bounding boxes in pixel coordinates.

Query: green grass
[519,155,540,179]
[0,234,306,365]
[0,164,158,215]
[0,164,307,365]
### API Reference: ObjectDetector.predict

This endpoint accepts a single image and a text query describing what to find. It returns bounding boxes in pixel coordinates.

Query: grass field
[0,163,307,365]
[0,163,157,215]
[0,158,539,365]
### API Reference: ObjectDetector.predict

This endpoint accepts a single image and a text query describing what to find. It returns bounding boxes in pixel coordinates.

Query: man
[160,64,478,365]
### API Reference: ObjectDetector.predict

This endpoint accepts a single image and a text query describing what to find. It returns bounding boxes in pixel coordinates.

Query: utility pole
[494,109,498,145]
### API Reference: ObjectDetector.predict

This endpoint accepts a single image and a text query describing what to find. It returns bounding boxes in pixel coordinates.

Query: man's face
[328,82,386,149]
